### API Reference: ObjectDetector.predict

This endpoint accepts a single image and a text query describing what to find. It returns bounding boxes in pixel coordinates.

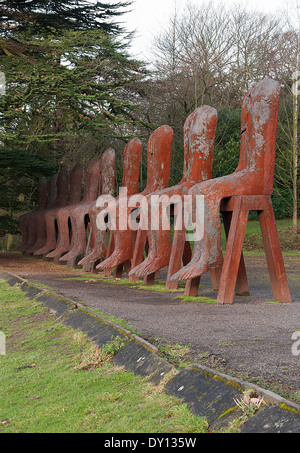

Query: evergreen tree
[0,29,146,150]
[0,0,146,150]
[0,147,56,235]
[0,0,147,236]
[0,1,131,35]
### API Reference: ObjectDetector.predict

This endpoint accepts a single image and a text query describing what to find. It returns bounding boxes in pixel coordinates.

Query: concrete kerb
[1,269,299,432]
[0,270,167,376]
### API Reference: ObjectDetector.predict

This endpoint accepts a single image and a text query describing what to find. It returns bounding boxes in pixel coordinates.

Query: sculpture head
[82,157,101,202]
[238,78,281,194]
[99,147,115,197]
[56,167,69,207]
[145,125,173,191]
[183,106,217,183]
[122,137,142,195]
[47,174,58,209]
[69,163,83,204]
[37,176,48,210]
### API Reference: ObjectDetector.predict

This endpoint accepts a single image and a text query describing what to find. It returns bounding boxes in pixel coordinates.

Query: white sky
[117,0,290,61]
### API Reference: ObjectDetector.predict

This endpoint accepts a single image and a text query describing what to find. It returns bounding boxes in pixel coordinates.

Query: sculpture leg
[23,213,37,252]
[173,197,223,280]
[27,211,47,253]
[257,197,291,303]
[216,196,248,303]
[129,228,172,277]
[165,224,186,289]
[46,210,70,258]
[60,210,87,262]
[171,171,258,282]
[14,215,29,251]
[222,210,249,296]
[34,210,57,256]
[99,229,115,276]
[97,202,139,270]
[78,206,108,266]
[97,228,134,270]
[128,228,148,282]
[129,186,189,277]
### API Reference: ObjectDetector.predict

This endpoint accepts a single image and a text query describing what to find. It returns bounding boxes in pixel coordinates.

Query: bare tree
[290,3,300,233]
[143,1,299,226]
[274,0,300,233]
[230,5,282,91]
[150,2,286,112]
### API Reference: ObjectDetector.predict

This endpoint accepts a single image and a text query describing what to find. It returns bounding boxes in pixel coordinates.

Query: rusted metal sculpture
[128,106,218,286]
[14,176,48,253]
[34,164,83,257]
[78,138,142,271]
[41,156,102,262]
[170,78,291,304]
[19,169,69,254]
[97,125,173,277]
[58,148,116,264]
[32,168,70,256]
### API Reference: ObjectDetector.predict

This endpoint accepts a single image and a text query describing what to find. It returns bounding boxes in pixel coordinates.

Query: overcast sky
[119,0,290,61]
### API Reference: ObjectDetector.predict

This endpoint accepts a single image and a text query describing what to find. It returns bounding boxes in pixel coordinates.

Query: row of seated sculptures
[16,78,292,304]
[16,149,116,265]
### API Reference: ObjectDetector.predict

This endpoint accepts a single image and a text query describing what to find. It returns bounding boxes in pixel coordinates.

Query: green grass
[27,280,56,292]
[84,307,139,335]
[61,272,185,294]
[172,217,299,252]
[228,218,297,236]
[228,218,299,252]
[174,295,217,304]
[0,280,208,433]
[154,340,194,369]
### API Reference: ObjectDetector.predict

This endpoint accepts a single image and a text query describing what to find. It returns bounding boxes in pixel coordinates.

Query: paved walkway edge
[1,270,299,433]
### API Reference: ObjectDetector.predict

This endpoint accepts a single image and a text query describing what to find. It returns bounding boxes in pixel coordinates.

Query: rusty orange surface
[128,105,217,281]
[78,138,142,270]
[97,125,173,275]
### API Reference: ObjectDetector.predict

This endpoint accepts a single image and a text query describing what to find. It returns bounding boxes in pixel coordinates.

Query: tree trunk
[292,27,300,234]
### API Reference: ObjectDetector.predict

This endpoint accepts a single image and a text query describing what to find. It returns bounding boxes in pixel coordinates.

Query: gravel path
[1,252,299,396]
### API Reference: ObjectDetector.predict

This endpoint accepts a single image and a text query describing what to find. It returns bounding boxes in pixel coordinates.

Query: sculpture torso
[236,79,281,195]
[82,157,101,203]
[69,164,83,204]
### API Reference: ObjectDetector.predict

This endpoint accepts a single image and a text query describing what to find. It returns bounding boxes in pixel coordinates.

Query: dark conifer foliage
[0,0,148,235]
[0,1,132,35]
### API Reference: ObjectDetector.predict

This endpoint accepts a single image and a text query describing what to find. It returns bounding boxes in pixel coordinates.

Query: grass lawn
[244,218,295,235]
[220,217,299,252]
[0,280,209,433]
[173,217,299,252]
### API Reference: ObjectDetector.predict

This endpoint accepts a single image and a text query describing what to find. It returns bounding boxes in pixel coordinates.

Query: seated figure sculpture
[21,169,69,254]
[128,105,217,280]
[34,164,83,257]
[58,148,116,263]
[170,79,285,293]
[97,125,173,275]
[78,137,142,270]
[15,176,48,253]
[43,156,102,261]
